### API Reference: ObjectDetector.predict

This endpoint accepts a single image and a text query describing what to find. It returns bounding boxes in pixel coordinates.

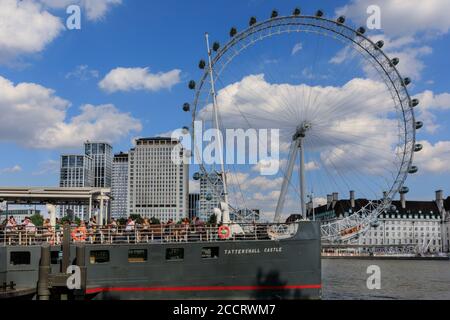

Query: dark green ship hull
[0,222,321,300]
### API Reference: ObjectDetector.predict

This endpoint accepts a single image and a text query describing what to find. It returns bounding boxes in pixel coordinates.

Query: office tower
[111,152,129,219]
[59,154,94,219]
[188,193,200,220]
[199,171,225,221]
[84,141,113,188]
[128,137,188,222]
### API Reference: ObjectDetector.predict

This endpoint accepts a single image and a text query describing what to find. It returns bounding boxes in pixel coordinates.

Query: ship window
[10,251,31,265]
[51,251,62,265]
[202,247,219,259]
[166,248,184,261]
[128,249,147,263]
[90,250,110,264]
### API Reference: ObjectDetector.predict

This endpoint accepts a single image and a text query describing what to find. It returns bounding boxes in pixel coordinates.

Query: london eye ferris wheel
[182,8,423,241]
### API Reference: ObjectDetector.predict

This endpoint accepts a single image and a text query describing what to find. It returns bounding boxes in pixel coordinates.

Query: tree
[60,216,81,225]
[30,213,44,227]
[208,214,217,226]
[130,214,143,224]
[150,217,161,225]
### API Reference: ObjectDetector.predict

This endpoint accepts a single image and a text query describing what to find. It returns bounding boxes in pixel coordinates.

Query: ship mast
[205,33,230,223]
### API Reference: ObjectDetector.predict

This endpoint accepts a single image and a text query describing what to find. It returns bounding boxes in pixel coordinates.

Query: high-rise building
[199,171,224,221]
[188,193,200,220]
[111,152,129,219]
[84,141,113,188]
[59,154,94,219]
[128,137,188,222]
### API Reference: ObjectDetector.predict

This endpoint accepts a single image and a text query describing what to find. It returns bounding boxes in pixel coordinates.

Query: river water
[322,258,450,300]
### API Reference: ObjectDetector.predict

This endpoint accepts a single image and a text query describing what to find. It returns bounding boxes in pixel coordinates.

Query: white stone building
[128,137,188,222]
[298,190,450,253]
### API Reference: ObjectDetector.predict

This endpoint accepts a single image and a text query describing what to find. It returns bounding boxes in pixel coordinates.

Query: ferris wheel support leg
[274,140,300,222]
[299,138,307,220]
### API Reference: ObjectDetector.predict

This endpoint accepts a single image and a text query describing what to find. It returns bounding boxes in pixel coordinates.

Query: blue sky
[0,0,449,209]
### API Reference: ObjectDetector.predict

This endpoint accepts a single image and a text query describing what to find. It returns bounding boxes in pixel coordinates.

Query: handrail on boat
[0,223,298,246]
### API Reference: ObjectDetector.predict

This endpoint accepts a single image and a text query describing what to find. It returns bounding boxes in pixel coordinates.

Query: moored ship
[0,221,321,300]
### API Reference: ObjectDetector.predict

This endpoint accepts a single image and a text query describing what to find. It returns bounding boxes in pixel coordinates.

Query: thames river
[322,258,450,300]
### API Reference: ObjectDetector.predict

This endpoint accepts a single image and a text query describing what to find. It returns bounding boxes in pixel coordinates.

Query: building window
[90,250,110,264]
[128,249,147,263]
[202,247,220,259]
[166,248,184,261]
[10,251,31,265]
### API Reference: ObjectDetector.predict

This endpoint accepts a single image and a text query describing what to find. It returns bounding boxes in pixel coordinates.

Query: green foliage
[129,214,144,224]
[30,213,44,227]
[117,218,127,226]
[60,216,81,225]
[207,214,217,225]
[150,217,160,225]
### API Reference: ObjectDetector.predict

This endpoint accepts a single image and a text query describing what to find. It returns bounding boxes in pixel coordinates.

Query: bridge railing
[0,223,297,246]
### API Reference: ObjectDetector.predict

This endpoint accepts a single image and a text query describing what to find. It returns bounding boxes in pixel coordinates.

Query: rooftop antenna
[205,33,230,224]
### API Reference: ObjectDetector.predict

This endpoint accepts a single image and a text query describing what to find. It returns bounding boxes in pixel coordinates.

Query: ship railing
[0,223,298,246]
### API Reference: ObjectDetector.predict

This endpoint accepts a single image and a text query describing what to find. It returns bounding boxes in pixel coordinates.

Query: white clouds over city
[0,0,63,63]
[99,67,182,93]
[0,75,142,149]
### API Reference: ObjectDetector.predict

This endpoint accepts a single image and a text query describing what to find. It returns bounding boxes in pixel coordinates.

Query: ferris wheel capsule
[188,80,196,90]
[182,103,190,112]
[410,99,419,107]
[415,121,423,130]
[336,16,345,24]
[414,144,423,152]
[292,8,301,16]
[193,172,201,181]
[408,166,419,174]
[198,59,206,69]
[402,78,411,86]
[390,57,400,66]
[212,42,220,52]
[205,193,213,201]
[249,16,257,26]
[400,186,409,194]
[271,10,278,19]
[182,126,189,134]
[375,40,384,49]
[356,26,366,35]
[315,10,324,17]
[229,27,237,37]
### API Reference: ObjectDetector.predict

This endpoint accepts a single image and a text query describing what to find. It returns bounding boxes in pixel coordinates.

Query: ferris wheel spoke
[307,133,393,198]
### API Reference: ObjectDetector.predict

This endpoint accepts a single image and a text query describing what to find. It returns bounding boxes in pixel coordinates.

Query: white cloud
[330,34,432,80]
[0,0,63,63]
[0,75,142,149]
[336,0,450,38]
[66,65,99,80]
[414,140,450,174]
[40,0,122,21]
[291,42,303,55]
[32,160,60,176]
[99,67,182,93]
[0,165,22,174]
[415,90,450,133]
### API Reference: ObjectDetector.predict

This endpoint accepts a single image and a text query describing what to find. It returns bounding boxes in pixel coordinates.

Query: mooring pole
[62,223,71,273]
[37,245,51,300]
[74,245,86,300]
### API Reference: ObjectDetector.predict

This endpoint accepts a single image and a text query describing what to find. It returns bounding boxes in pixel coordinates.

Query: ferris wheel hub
[293,122,312,141]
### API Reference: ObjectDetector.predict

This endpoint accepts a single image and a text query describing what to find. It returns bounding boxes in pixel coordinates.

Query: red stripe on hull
[86,284,321,294]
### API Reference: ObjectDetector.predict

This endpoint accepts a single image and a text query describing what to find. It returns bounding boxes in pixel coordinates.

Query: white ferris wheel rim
[188,13,417,241]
